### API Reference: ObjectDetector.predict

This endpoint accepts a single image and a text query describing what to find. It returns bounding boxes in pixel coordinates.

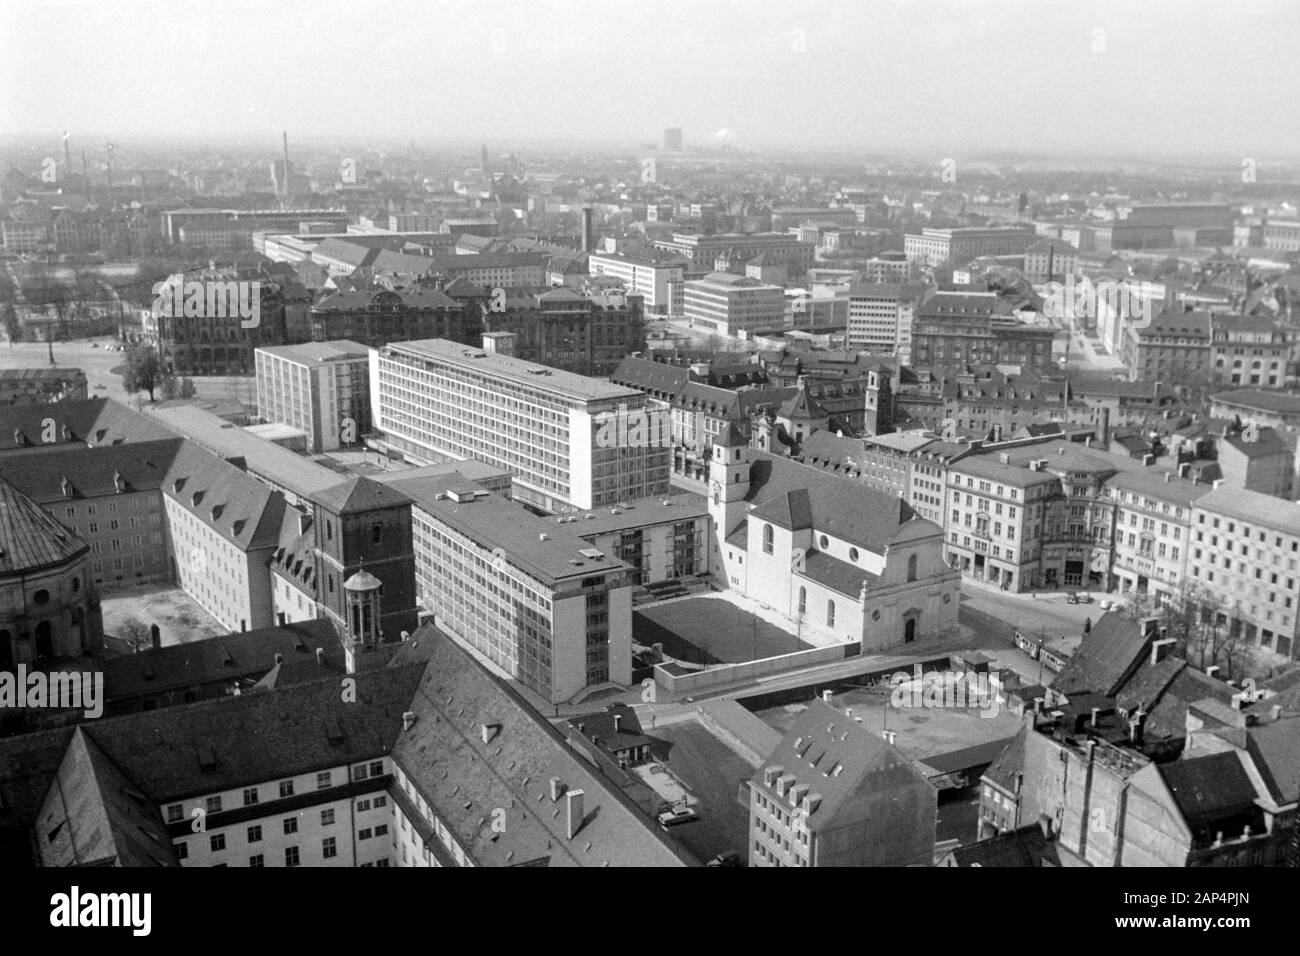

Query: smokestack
[281,130,290,206]
[581,207,593,253]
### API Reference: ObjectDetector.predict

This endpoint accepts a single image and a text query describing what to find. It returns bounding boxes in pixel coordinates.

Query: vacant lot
[99,583,224,650]
[634,596,814,665]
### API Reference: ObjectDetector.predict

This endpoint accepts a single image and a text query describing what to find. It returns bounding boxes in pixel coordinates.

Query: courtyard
[634,595,815,665]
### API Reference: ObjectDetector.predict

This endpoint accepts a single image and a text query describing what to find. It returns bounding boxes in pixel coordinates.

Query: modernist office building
[371,339,671,512]
[255,340,371,453]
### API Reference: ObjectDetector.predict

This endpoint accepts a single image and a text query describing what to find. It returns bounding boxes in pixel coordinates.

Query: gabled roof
[1051,616,1152,698]
[945,823,1059,867]
[1243,716,1300,806]
[0,475,88,576]
[751,701,931,840]
[744,450,924,552]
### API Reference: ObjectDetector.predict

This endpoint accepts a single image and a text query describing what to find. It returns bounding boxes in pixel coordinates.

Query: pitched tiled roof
[1244,716,1300,806]
[752,700,930,841]
[945,823,1059,867]
[0,475,88,575]
[387,626,692,867]
[608,356,689,401]
[312,476,413,516]
[0,397,175,453]
[97,620,342,702]
[0,437,184,502]
[162,441,286,551]
[1157,751,1264,845]
[1051,615,1151,698]
[743,450,924,553]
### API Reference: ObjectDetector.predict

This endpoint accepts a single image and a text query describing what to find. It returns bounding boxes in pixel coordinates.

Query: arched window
[827,600,836,628]
[798,587,806,614]
[762,524,774,555]
[907,554,918,582]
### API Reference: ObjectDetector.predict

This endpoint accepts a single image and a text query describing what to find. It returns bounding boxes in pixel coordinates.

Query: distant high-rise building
[663,127,683,152]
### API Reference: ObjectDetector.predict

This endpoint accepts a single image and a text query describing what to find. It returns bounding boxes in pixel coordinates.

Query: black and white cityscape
[0,0,1297,896]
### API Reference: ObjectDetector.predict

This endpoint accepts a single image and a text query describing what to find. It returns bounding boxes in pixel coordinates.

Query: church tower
[865,365,894,437]
[708,421,751,540]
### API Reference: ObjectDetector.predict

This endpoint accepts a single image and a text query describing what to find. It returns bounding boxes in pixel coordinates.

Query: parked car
[657,807,699,828]
[1067,592,1080,604]
[1077,593,1093,604]
[707,851,741,867]
[1098,599,1113,610]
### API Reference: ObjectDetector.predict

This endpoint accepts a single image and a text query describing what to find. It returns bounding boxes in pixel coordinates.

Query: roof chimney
[315,647,325,667]
[613,712,622,734]
[1150,638,1176,666]
[566,788,585,839]
[402,711,416,731]
[550,777,565,802]
[1090,706,1101,727]
[821,690,833,704]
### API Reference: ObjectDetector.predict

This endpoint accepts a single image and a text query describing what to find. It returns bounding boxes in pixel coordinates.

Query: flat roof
[382,338,645,403]
[543,492,709,536]
[391,476,630,586]
[255,340,370,365]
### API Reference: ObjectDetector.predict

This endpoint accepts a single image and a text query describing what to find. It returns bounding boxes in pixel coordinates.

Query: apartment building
[1106,469,1208,605]
[1122,309,1212,384]
[911,292,1058,372]
[748,700,936,867]
[372,338,670,513]
[1190,487,1300,660]
[903,227,1038,268]
[587,252,685,314]
[845,281,926,352]
[255,341,371,453]
[945,454,1058,591]
[683,273,786,337]
[1209,314,1291,387]
[860,253,917,283]
[384,474,633,703]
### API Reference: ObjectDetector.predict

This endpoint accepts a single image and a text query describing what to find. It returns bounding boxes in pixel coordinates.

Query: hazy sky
[2,0,1298,157]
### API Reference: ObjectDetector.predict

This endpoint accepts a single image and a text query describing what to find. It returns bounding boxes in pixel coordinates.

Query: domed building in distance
[0,476,103,669]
